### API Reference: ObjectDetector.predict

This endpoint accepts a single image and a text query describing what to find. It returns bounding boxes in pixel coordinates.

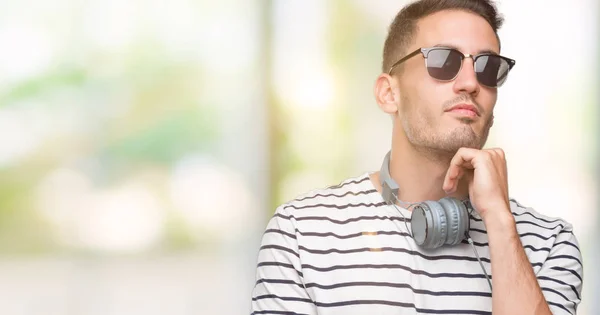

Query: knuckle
[485,148,505,160]
[494,148,505,159]
[479,153,494,165]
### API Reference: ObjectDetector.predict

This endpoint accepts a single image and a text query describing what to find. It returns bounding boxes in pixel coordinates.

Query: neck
[373,130,470,204]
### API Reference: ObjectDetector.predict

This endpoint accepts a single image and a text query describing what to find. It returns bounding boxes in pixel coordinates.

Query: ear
[374,73,399,115]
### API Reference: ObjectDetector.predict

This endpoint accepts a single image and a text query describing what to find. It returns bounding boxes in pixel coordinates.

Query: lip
[445,103,480,117]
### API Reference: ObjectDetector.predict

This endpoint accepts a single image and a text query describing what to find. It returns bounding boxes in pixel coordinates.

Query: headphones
[379,150,471,249]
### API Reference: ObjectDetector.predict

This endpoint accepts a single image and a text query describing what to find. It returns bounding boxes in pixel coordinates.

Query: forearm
[485,211,551,315]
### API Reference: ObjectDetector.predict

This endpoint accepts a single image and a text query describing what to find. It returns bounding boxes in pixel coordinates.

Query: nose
[452,57,480,96]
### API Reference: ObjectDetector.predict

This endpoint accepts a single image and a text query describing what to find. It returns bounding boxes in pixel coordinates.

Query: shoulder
[275,172,382,215]
[508,198,580,256]
[509,198,574,232]
[509,199,582,277]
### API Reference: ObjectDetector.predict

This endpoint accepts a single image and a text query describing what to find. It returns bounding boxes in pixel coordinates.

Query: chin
[441,129,482,151]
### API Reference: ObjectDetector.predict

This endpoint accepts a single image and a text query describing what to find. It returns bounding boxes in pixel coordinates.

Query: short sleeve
[536,224,583,315]
[250,206,317,315]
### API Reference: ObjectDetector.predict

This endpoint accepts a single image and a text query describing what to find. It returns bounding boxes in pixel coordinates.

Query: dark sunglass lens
[426,49,463,80]
[475,55,511,87]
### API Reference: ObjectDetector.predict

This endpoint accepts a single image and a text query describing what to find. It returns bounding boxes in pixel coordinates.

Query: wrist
[482,208,517,235]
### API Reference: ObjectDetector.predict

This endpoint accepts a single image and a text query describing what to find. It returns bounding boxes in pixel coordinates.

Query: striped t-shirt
[251,172,583,315]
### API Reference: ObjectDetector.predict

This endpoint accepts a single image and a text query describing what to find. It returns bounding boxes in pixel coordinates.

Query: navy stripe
[523,245,551,252]
[301,263,492,279]
[260,245,299,258]
[257,261,304,278]
[296,229,411,239]
[278,213,409,225]
[547,301,573,315]
[265,229,296,239]
[256,294,491,315]
[285,202,386,210]
[511,200,565,224]
[326,176,369,189]
[461,239,487,247]
[554,241,580,252]
[517,220,564,231]
[252,294,314,304]
[256,278,304,288]
[513,211,563,224]
[470,228,487,234]
[294,189,377,202]
[538,276,580,300]
[550,266,582,282]
[519,232,558,242]
[274,213,293,220]
[314,299,491,314]
[298,245,492,263]
[546,255,582,266]
[542,287,574,305]
[251,311,311,315]
[304,280,491,297]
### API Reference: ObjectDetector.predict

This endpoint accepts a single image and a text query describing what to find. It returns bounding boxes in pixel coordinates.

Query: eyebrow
[433,43,499,55]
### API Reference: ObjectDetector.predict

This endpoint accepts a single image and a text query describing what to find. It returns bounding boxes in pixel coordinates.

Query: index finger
[443,148,479,193]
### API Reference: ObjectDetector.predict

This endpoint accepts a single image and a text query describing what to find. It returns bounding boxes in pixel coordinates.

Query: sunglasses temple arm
[388,49,422,74]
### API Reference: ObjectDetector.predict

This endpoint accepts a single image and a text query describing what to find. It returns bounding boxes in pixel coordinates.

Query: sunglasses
[388,47,516,88]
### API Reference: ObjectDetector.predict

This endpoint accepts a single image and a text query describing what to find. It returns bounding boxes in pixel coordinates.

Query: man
[251,0,583,314]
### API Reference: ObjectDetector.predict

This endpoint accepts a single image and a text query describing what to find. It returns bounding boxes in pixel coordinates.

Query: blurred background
[0,0,596,314]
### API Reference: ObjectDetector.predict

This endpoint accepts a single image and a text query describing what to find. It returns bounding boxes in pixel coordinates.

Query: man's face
[393,10,500,154]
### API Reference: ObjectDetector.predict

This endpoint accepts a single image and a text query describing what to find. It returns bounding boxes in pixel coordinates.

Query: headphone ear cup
[439,197,469,245]
[415,201,447,249]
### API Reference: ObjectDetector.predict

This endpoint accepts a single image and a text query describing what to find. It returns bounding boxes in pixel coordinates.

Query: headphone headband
[380,151,399,205]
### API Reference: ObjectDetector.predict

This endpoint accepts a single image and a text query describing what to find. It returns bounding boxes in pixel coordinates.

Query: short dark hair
[382,0,504,73]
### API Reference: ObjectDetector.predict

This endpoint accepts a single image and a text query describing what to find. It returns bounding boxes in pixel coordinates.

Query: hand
[442,147,511,221]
